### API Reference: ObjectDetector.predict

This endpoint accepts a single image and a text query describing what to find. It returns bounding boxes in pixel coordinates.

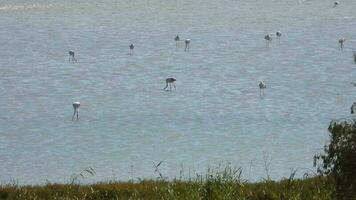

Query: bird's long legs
[72,109,79,120]
[163,82,168,90]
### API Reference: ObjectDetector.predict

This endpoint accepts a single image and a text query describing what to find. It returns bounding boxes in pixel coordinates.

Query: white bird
[72,102,80,120]
[351,102,356,114]
[259,81,267,96]
[163,78,176,91]
[338,38,345,50]
[129,44,134,55]
[68,51,77,63]
[184,39,190,51]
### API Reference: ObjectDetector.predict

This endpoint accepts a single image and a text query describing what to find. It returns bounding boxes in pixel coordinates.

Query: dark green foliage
[314,119,356,199]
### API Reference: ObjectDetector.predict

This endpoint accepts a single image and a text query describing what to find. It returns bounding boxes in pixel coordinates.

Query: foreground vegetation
[0,174,333,200]
[1,119,356,200]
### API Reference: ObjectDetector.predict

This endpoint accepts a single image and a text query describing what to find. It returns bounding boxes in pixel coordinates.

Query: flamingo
[184,39,190,51]
[129,44,134,55]
[259,81,267,96]
[264,35,272,46]
[175,35,180,47]
[72,102,80,120]
[333,1,339,7]
[163,78,176,91]
[68,51,77,62]
[276,31,282,42]
[351,102,356,114]
[339,38,345,50]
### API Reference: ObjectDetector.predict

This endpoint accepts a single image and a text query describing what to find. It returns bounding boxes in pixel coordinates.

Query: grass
[0,166,335,200]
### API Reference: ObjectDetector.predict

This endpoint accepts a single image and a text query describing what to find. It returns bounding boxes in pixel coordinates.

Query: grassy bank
[4,114,356,199]
[0,168,334,200]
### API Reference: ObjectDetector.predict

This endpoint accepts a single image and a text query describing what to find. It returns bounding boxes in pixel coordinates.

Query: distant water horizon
[0,0,356,185]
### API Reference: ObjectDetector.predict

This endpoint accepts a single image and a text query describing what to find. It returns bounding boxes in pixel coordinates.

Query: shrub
[314,119,356,199]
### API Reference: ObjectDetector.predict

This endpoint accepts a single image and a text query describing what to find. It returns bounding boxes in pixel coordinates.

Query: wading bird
[264,35,272,46]
[72,102,80,120]
[163,78,176,91]
[175,35,180,47]
[259,81,267,96]
[184,39,190,51]
[276,31,282,38]
[69,51,77,62]
[276,31,282,42]
[339,38,345,50]
[351,102,356,114]
[353,51,356,64]
[129,44,134,55]
[333,1,339,7]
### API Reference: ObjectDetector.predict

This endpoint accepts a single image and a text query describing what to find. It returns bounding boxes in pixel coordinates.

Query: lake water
[0,0,356,185]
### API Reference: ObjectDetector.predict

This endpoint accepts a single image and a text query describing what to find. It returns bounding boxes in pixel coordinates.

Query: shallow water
[0,0,356,184]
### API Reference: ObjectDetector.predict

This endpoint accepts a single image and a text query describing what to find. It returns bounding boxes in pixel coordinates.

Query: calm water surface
[0,0,356,184]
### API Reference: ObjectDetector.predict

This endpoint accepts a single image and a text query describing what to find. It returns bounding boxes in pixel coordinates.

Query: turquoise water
[0,0,356,184]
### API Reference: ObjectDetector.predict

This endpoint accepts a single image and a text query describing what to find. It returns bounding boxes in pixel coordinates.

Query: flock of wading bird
[68,1,356,120]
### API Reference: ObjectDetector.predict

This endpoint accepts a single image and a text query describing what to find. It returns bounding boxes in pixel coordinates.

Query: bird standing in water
[264,35,272,47]
[69,51,77,62]
[351,102,356,114]
[72,102,80,120]
[333,1,339,7]
[276,31,282,43]
[339,38,345,50]
[175,35,180,47]
[184,39,190,51]
[259,81,267,97]
[163,78,176,91]
[129,44,134,55]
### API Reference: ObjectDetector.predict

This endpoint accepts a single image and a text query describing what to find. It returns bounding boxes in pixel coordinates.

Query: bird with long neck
[184,39,190,51]
[259,81,266,96]
[72,102,80,120]
[333,1,339,7]
[69,51,77,62]
[264,34,272,47]
[339,38,345,50]
[276,31,282,43]
[129,44,134,55]
[163,78,176,91]
[351,102,356,114]
[175,35,180,47]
